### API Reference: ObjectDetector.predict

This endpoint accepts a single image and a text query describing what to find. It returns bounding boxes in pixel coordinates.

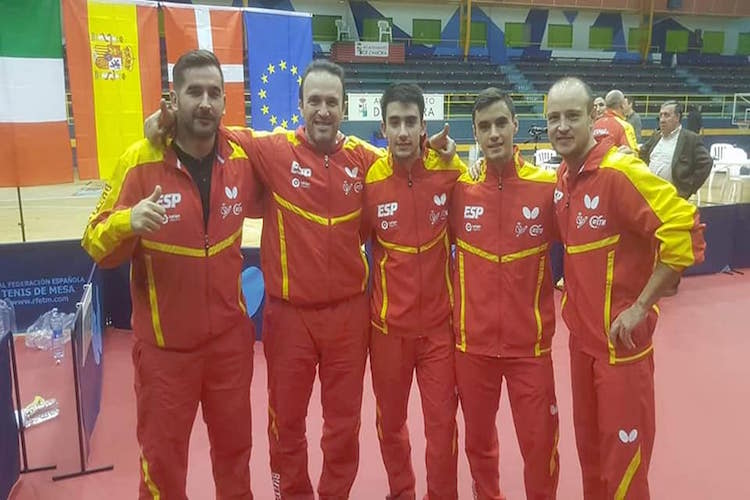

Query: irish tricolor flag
[63,0,161,181]
[0,0,73,187]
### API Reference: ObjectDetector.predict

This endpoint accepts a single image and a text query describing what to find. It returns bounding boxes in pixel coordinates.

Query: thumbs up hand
[131,186,166,234]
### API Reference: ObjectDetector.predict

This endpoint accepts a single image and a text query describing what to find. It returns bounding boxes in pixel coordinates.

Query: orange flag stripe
[0,122,73,187]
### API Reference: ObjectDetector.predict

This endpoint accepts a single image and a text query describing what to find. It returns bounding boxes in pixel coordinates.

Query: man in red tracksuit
[592,90,639,152]
[546,77,706,499]
[82,50,260,500]
[363,83,464,500]
[450,88,560,500]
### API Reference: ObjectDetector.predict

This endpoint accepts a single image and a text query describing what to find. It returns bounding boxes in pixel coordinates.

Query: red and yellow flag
[63,0,161,181]
[163,4,246,126]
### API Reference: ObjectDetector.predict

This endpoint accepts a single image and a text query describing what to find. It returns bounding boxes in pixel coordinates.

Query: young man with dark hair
[450,87,560,499]
[83,49,260,500]
[363,83,463,500]
[546,77,706,498]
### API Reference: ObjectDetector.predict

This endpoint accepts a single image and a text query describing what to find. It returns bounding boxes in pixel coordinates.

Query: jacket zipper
[325,154,331,303]
[496,175,504,355]
[408,171,424,328]
[178,158,212,337]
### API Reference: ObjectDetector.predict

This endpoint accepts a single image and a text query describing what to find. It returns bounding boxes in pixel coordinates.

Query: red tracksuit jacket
[363,148,465,337]
[593,109,639,151]
[81,127,262,350]
[450,150,557,357]
[231,126,383,306]
[553,140,706,364]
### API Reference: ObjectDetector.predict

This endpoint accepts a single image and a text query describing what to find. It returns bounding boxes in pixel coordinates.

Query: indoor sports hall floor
[3,181,749,498]
[8,272,750,499]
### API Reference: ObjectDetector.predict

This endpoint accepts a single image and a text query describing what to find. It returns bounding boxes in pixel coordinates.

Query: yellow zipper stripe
[273,191,360,226]
[277,210,289,300]
[456,238,499,263]
[360,246,369,293]
[444,234,454,309]
[533,255,546,356]
[605,250,616,363]
[457,251,467,352]
[378,253,388,333]
[566,234,620,254]
[141,227,242,258]
[144,255,165,348]
[501,242,549,263]
[377,227,447,254]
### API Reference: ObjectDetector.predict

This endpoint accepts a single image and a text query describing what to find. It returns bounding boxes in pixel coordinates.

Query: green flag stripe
[0,0,63,58]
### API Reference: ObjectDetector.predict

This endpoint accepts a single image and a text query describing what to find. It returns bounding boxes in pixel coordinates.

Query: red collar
[484,147,525,180]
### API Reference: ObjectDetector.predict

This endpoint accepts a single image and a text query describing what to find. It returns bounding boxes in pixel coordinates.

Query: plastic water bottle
[50,310,64,364]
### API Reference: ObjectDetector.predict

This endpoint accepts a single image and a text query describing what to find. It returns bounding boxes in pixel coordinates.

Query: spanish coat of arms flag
[63,0,161,181]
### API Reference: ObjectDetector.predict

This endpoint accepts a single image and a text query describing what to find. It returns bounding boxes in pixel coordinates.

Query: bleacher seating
[684,65,750,94]
[515,59,702,95]
[341,59,537,115]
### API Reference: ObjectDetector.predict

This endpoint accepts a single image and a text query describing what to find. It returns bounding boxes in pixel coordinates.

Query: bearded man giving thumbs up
[82,50,262,500]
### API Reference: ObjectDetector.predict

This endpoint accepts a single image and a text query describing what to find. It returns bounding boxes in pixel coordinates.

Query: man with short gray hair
[639,100,712,199]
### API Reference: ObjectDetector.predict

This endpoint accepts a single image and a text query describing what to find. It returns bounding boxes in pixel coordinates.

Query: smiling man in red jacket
[450,88,560,500]
[363,83,464,500]
[547,77,705,499]
[82,50,260,500]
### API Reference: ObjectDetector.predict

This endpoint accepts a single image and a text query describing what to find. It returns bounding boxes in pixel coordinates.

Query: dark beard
[179,114,219,139]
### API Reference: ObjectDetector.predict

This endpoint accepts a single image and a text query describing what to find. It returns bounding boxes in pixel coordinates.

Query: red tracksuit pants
[570,349,655,500]
[369,324,458,500]
[455,351,559,500]
[133,320,255,500]
[263,293,369,500]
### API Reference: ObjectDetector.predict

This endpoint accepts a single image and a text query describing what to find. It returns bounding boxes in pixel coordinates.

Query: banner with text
[0,240,93,330]
[354,41,389,57]
[347,92,444,121]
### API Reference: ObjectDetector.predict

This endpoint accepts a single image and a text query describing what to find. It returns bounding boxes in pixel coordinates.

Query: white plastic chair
[707,143,735,202]
[709,142,733,160]
[534,149,557,169]
[335,19,350,41]
[377,20,392,42]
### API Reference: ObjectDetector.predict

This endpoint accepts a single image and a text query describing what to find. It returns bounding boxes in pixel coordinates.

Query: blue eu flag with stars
[245,10,312,131]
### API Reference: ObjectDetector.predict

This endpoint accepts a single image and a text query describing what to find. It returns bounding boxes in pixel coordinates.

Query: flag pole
[16,186,26,242]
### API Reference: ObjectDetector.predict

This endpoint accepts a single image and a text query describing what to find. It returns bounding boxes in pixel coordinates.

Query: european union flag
[245,10,312,131]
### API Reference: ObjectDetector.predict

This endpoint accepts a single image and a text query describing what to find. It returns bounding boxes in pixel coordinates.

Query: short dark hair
[298,59,346,101]
[661,100,683,118]
[472,87,515,123]
[173,49,223,90]
[625,96,636,106]
[380,83,425,122]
